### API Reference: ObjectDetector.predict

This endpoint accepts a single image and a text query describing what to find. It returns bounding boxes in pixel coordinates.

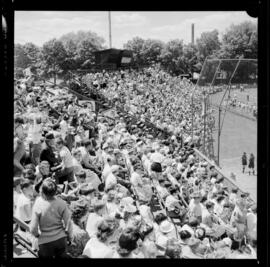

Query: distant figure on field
[248,153,255,175]
[230,172,236,181]
[241,152,247,173]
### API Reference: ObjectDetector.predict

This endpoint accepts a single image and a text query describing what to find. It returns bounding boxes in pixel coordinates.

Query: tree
[142,39,165,65]
[182,43,201,73]
[14,44,31,69]
[42,39,67,84]
[59,30,106,69]
[217,21,257,59]
[196,29,221,61]
[123,37,146,66]
[160,39,185,75]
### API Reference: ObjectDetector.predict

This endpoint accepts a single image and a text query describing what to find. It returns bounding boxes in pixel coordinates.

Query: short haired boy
[14,179,34,230]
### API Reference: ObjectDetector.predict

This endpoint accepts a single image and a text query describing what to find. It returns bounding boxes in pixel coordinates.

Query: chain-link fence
[192,58,257,166]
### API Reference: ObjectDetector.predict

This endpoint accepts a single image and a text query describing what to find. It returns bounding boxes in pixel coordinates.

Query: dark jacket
[242,154,247,165]
[40,143,59,168]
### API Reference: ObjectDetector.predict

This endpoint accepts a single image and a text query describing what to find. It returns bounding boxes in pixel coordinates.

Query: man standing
[248,153,255,175]
[40,133,60,168]
[241,152,247,173]
[52,137,74,184]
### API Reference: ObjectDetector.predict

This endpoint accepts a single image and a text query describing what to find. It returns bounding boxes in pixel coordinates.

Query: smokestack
[191,23,194,44]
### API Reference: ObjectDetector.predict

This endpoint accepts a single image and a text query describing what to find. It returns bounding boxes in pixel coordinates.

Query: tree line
[15,21,257,81]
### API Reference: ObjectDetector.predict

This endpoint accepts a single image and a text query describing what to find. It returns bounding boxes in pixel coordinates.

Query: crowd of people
[13,66,257,259]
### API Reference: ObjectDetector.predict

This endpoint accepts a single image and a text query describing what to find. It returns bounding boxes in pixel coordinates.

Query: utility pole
[191,23,194,45]
[203,92,206,155]
[217,106,221,166]
[108,11,112,48]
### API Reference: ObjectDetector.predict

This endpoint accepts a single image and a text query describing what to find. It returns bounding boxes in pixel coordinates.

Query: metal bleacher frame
[13,216,38,258]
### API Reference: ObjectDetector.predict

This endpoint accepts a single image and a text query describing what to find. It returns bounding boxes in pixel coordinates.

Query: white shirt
[106,202,118,217]
[165,195,179,211]
[105,173,117,191]
[83,236,114,258]
[188,200,203,219]
[246,212,257,240]
[150,152,164,164]
[14,193,32,222]
[59,120,68,139]
[59,146,73,168]
[130,172,143,187]
[102,162,112,181]
[28,122,42,144]
[85,213,103,238]
[13,191,21,212]
[229,193,237,205]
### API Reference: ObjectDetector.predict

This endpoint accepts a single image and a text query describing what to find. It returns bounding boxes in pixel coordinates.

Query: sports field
[209,88,257,201]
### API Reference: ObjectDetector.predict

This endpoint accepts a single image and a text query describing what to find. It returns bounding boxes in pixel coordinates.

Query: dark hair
[179,230,191,241]
[52,124,60,131]
[22,169,36,181]
[20,179,32,190]
[217,195,225,203]
[154,213,167,224]
[175,174,182,181]
[41,178,57,198]
[232,188,238,193]
[55,137,64,146]
[69,200,88,226]
[165,239,182,258]
[24,163,36,172]
[188,217,199,227]
[151,162,162,173]
[96,219,116,242]
[83,139,92,147]
[15,116,24,124]
[117,228,139,256]
[205,201,214,210]
[194,227,206,240]
[169,187,177,195]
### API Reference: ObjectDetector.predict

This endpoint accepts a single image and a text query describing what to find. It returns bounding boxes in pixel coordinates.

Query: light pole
[108,11,112,48]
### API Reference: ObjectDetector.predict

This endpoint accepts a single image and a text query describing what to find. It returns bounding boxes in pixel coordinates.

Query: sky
[15,11,257,48]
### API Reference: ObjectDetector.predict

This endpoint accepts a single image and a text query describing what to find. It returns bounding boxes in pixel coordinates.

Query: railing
[13,216,38,258]
[194,148,256,205]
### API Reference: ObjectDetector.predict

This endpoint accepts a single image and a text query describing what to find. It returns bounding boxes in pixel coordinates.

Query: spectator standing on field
[248,153,255,175]
[241,152,247,173]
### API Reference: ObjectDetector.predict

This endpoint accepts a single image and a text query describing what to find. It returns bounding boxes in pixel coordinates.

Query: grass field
[209,88,257,200]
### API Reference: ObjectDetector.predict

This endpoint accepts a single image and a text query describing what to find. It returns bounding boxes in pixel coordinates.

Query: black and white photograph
[13,10,259,259]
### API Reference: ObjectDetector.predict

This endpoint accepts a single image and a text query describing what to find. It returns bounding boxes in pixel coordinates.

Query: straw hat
[124,203,137,213]
[159,220,174,234]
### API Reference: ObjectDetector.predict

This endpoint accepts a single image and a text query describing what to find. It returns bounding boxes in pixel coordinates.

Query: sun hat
[124,203,137,213]
[223,237,232,248]
[159,220,174,234]
[121,196,134,206]
[110,165,120,173]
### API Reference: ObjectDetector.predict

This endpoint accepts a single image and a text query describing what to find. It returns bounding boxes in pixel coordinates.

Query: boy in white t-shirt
[14,179,34,226]
[13,177,22,213]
